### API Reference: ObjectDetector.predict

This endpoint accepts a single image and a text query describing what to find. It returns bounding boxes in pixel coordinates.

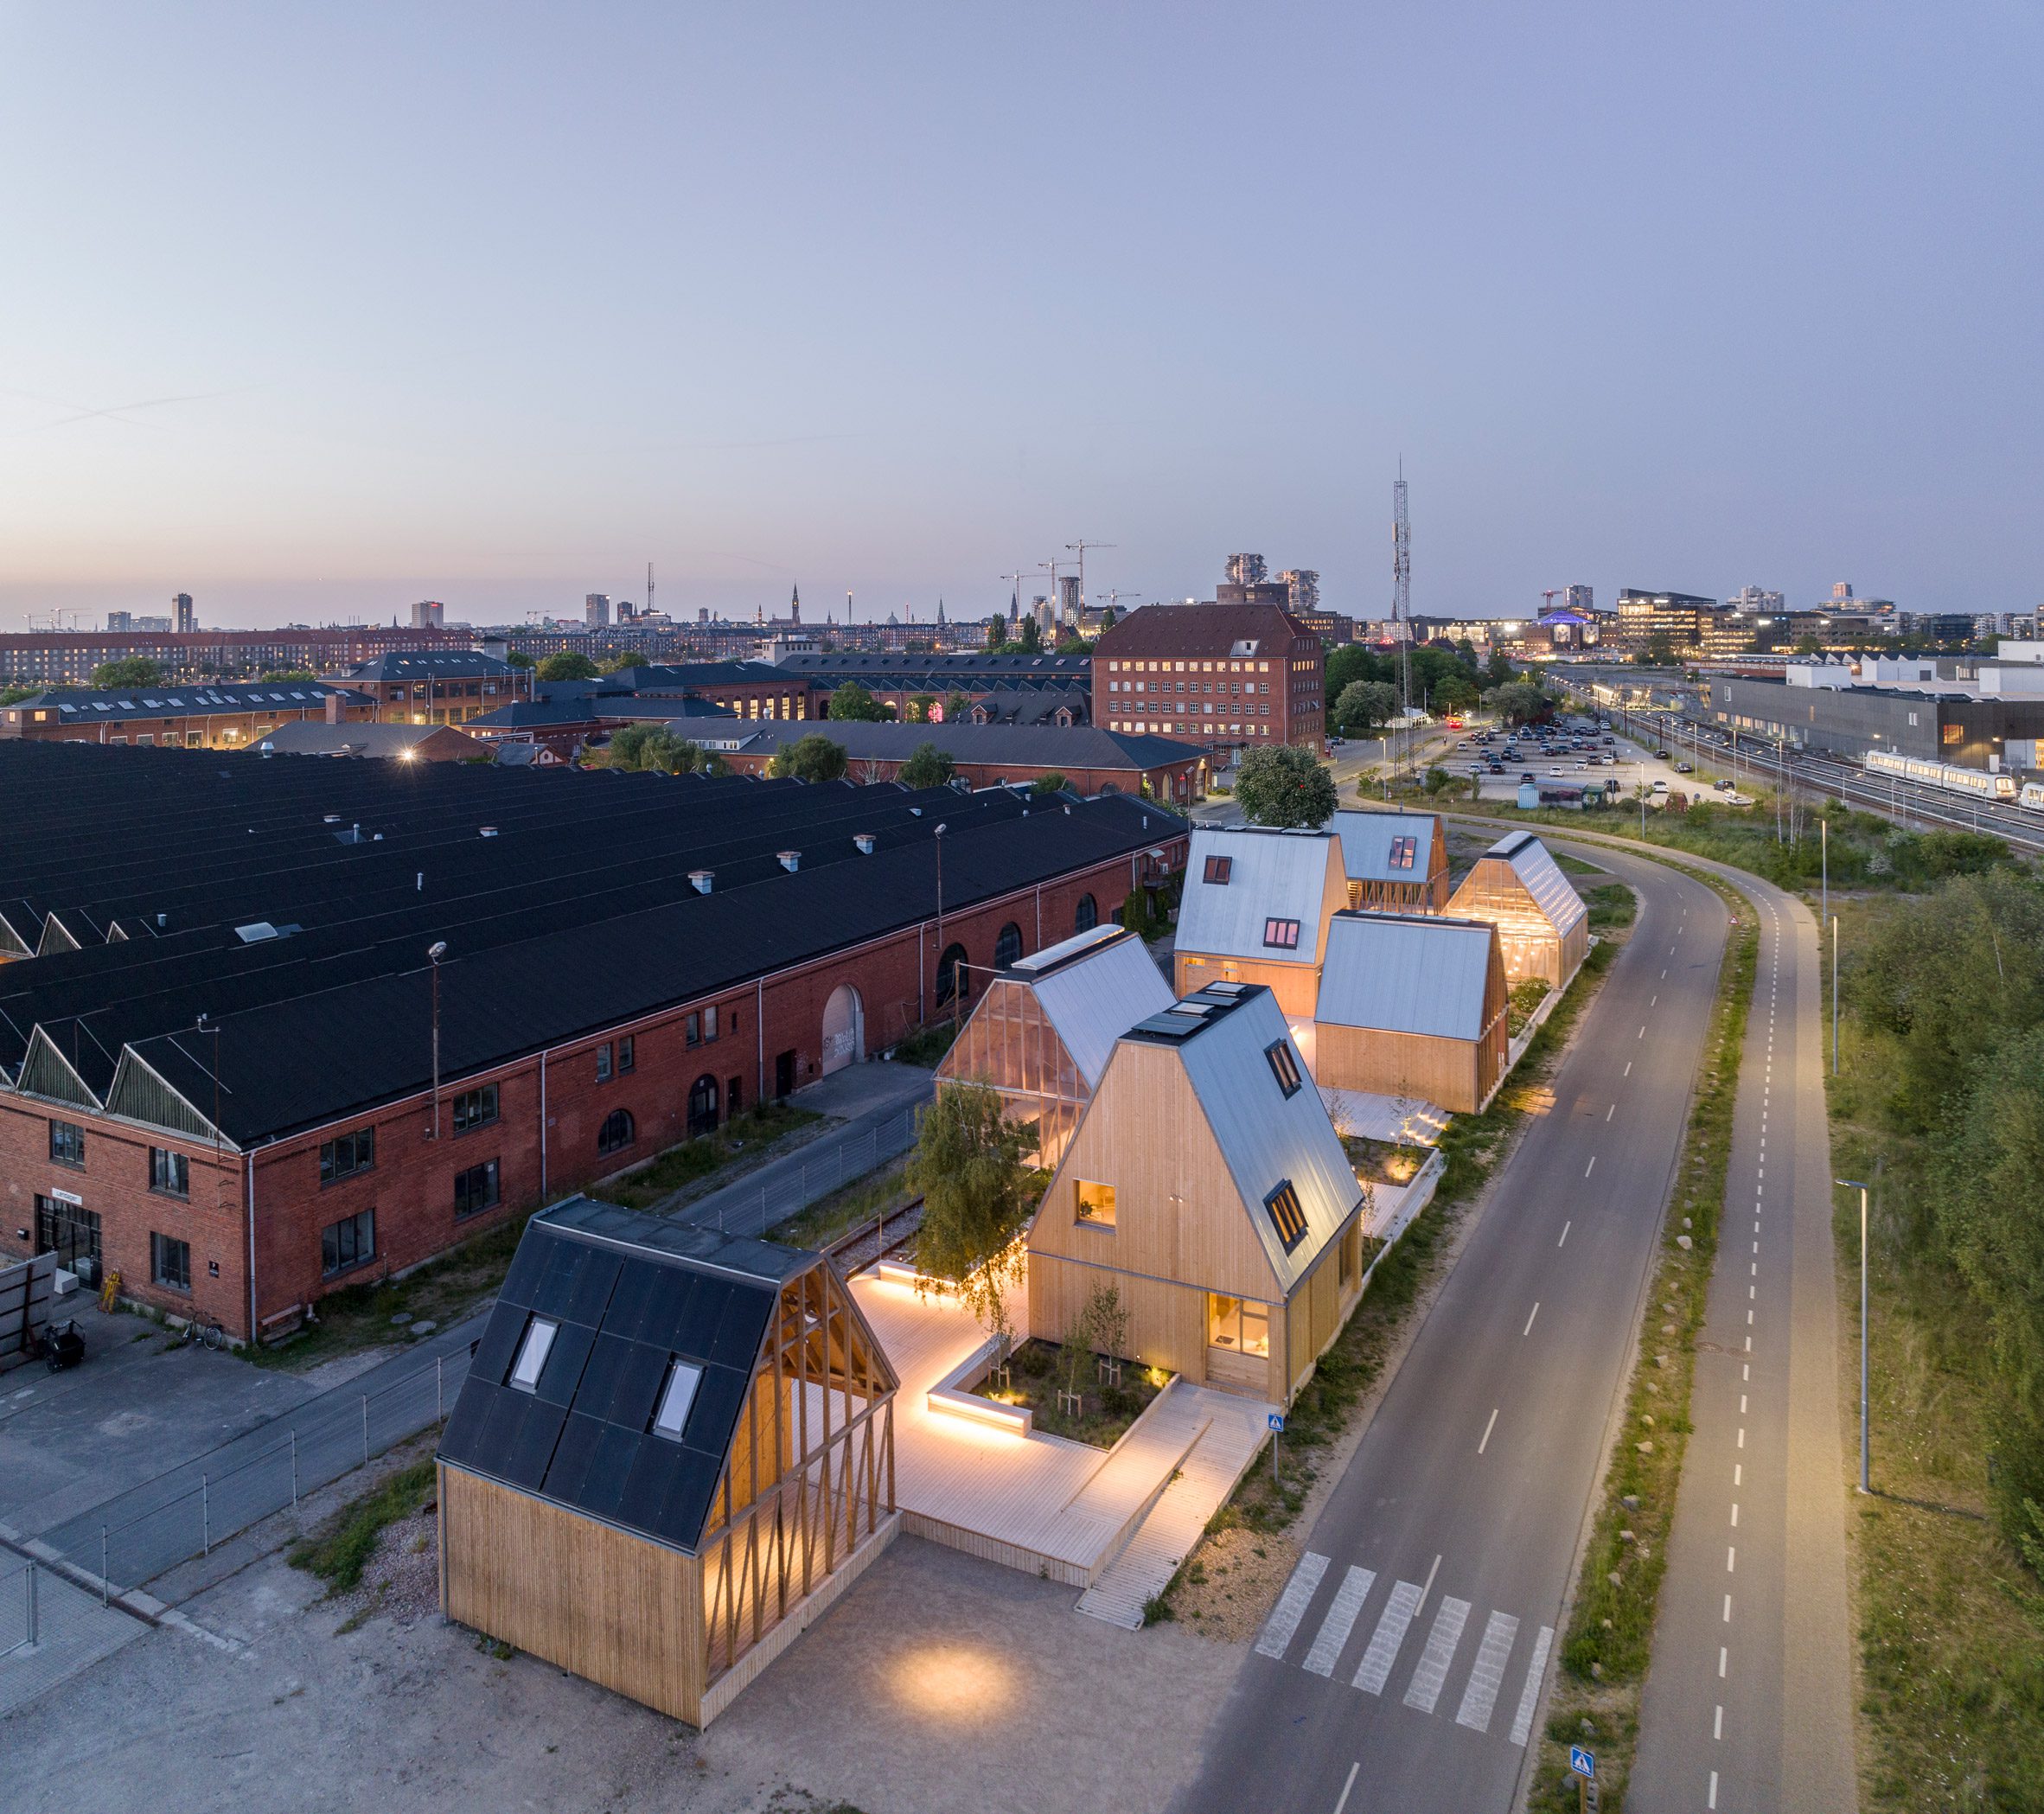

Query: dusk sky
[3,3,2038,630]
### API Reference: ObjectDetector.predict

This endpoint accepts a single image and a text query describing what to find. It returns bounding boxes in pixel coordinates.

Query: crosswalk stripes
[1256,1551,1330,1658]
[1507,1624,1555,1747]
[1403,1596,1472,1714]
[1353,1578,1425,1696]
[1303,1566,1376,1677]
[1258,1552,1559,1748]
[1454,1610,1519,1732]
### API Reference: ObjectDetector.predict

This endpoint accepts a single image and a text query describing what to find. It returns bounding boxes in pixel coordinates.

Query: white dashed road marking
[1256,1551,1328,1658]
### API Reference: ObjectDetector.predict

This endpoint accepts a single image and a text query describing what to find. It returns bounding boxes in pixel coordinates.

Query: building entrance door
[35,1192,101,1286]
[821,985,864,1076]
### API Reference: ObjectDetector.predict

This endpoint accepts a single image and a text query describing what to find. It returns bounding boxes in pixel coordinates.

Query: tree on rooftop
[1030,771,1069,796]
[909,1081,1038,1349]
[536,651,600,682]
[769,732,847,782]
[1233,741,1338,829]
[900,741,955,789]
[827,680,888,722]
[91,656,165,689]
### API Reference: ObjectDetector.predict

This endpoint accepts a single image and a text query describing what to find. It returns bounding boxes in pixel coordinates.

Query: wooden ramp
[1076,1388,1273,1628]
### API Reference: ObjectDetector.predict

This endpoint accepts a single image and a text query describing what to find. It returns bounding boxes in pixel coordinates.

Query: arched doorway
[821,983,864,1076]
[936,942,968,1012]
[1074,893,1098,934]
[993,922,1023,968]
[687,1073,719,1137]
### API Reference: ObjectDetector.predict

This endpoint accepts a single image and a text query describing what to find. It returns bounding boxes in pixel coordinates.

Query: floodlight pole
[427,942,448,1138]
[1831,915,1840,1075]
[1837,1177,1871,1492]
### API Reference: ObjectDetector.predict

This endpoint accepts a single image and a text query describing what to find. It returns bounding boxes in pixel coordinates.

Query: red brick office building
[0,745,1183,1341]
[1092,601,1325,757]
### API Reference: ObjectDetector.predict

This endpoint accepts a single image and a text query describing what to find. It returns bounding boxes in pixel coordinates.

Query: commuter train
[1863,749,2017,802]
[2022,781,2044,814]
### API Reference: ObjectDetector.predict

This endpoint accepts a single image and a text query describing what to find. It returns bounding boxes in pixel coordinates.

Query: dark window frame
[320,1206,376,1278]
[1202,854,1232,885]
[1265,1039,1303,1098]
[149,1147,190,1198]
[597,1107,636,1155]
[451,1083,500,1135]
[318,1127,375,1186]
[1262,917,1301,950]
[617,1033,635,1073]
[48,1119,86,1168]
[1264,1178,1308,1252]
[453,1157,501,1221]
[595,1041,614,1083]
[150,1230,192,1293]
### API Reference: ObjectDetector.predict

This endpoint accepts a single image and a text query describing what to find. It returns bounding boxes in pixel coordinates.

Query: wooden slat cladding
[1033,1039,1284,1304]
[439,1463,706,1721]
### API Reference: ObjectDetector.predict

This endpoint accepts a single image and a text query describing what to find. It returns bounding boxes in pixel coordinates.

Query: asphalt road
[1629,872,1856,1811]
[1173,845,1729,1814]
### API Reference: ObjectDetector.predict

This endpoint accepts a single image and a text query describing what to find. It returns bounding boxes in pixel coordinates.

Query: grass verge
[769,1157,913,1252]
[1823,897,2044,1812]
[289,1454,438,1594]
[589,1100,822,1210]
[1529,880,1757,1812]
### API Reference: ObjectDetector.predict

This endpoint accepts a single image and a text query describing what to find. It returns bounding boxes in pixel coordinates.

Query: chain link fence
[0,1554,150,1715]
[687,1103,923,1241]
[39,1338,474,1596]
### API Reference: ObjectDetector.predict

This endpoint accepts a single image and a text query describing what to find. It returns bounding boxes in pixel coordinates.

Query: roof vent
[777,850,800,872]
[689,870,714,894]
[853,834,876,854]
[156,912,168,929]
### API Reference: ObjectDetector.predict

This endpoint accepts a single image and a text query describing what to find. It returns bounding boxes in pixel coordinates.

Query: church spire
[789,583,801,625]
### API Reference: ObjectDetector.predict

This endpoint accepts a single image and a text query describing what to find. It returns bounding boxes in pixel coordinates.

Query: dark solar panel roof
[438,1197,806,1553]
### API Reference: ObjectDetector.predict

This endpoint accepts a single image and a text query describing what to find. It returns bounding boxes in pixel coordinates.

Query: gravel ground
[327,1504,441,1632]
[1169,1528,1302,1642]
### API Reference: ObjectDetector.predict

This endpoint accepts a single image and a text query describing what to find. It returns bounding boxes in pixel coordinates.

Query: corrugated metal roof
[1175,827,1342,964]
[1489,833,1588,935]
[1173,988,1362,1293]
[1330,810,1440,884]
[1023,929,1172,1088]
[1315,911,1497,1038]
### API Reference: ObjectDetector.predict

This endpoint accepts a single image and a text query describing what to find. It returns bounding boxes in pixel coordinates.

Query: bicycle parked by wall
[177,1310,227,1351]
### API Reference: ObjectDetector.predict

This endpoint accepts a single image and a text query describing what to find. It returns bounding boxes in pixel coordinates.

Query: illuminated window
[1389,835,1417,871]
[1203,854,1232,885]
[1075,1180,1117,1229]
[1265,1179,1308,1251]
[1262,917,1300,949]
[1207,1293,1269,1356]
[1265,1039,1303,1097]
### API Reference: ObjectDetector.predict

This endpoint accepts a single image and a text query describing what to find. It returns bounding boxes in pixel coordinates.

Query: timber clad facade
[1027,984,1366,1405]
[438,1199,897,1727]
[1172,827,1351,1023]
[1445,832,1589,991]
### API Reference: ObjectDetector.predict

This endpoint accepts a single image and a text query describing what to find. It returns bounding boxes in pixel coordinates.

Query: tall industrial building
[1225,553,1268,587]
[1281,569,1320,615]
[1727,585,1785,613]
[411,599,446,629]
[585,592,611,628]
[1057,573,1083,625]
[172,592,196,635]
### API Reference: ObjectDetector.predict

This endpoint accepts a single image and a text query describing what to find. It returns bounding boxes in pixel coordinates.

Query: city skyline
[3,4,2038,628]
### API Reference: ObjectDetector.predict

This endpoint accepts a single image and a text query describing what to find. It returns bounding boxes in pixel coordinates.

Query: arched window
[687,1075,719,1139]
[936,942,968,1007]
[1074,893,1098,934]
[597,1108,635,1155]
[993,923,1023,968]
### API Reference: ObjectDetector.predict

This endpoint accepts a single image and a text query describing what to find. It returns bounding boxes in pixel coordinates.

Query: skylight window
[1262,917,1301,949]
[1389,835,1418,871]
[508,1316,558,1392]
[1265,1180,1308,1252]
[650,1359,703,1440]
[1203,854,1232,885]
[1265,1039,1303,1097]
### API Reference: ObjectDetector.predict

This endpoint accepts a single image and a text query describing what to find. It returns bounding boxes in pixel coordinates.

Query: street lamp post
[932,823,949,1024]
[1836,1177,1872,1493]
[427,942,448,1138]
[1832,914,1840,1074]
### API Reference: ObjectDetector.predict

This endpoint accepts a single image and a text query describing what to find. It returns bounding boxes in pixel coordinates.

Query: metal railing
[689,1103,923,1241]
[41,1339,474,1596]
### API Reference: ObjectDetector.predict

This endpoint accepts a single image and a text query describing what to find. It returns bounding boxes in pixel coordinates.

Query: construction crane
[997,572,1029,628]
[1064,540,1116,616]
[1096,589,1143,616]
[1542,589,1561,615]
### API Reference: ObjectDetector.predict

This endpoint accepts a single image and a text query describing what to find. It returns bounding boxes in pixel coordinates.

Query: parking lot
[1444,719,1749,808]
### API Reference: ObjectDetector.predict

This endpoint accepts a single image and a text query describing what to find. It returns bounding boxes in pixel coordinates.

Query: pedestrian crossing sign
[1570,1747,1595,1779]
[1268,1412,1285,1433]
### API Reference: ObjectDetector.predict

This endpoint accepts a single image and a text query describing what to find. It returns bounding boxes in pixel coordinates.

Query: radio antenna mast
[1392,462,1412,712]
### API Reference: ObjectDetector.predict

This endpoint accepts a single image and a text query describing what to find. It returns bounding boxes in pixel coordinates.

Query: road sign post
[1268,1411,1284,1486]
[1570,1746,1596,1812]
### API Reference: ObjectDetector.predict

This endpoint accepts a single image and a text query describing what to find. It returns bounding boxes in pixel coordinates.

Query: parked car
[1715,777,1736,791]
[1655,749,1672,760]
[1675,761,1694,773]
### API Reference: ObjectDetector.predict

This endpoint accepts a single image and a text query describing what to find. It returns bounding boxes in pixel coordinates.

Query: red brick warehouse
[0,743,1185,1341]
